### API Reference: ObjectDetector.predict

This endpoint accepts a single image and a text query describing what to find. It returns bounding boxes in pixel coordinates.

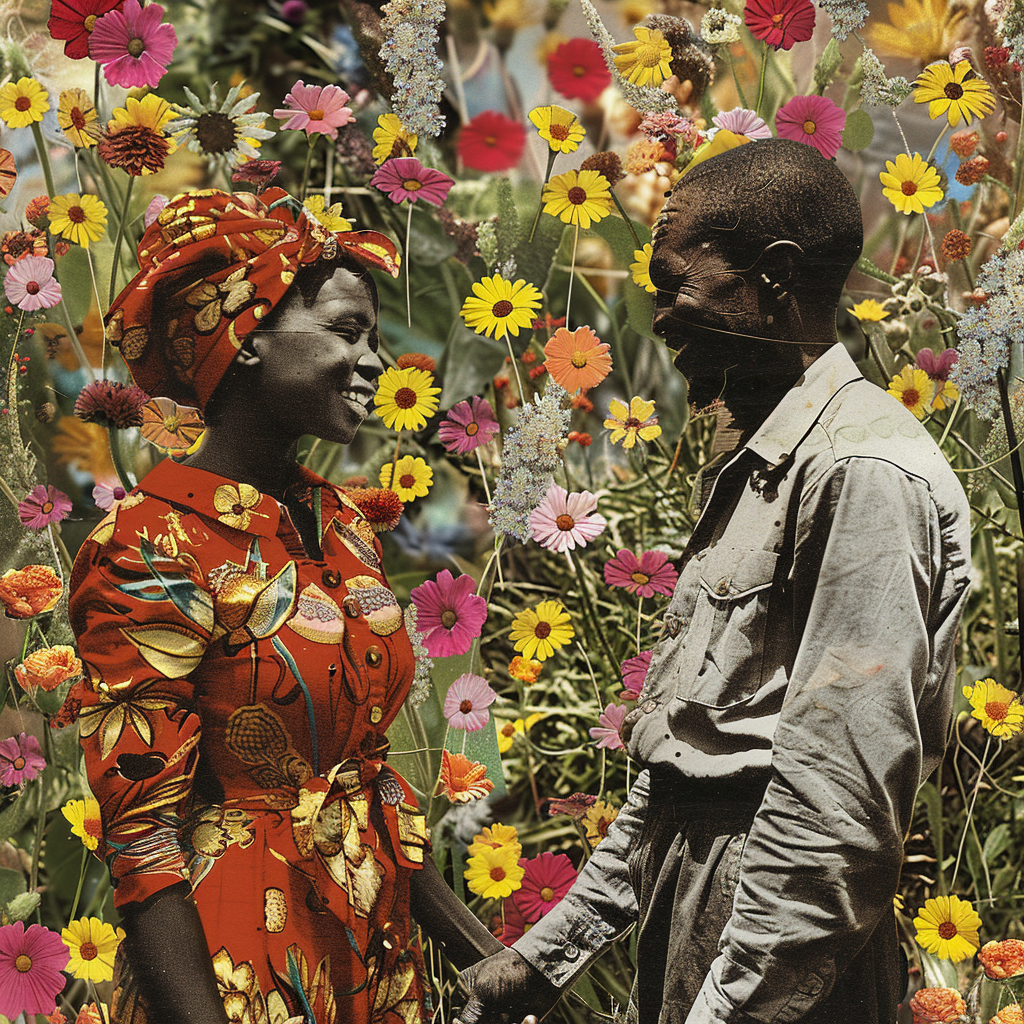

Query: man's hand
[455,947,562,1024]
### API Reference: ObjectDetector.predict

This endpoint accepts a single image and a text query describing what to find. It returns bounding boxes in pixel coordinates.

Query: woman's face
[249,265,383,445]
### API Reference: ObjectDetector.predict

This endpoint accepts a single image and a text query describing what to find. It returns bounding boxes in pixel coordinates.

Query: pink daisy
[88,0,177,89]
[273,81,354,140]
[528,484,607,554]
[603,549,678,598]
[620,650,653,700]
[774,95,846,159]
[711,107,772,140]
[438,396,500,455]
[370,157,455,207]
[92,482,129,511]
[0,732,46,786]
[589,703,627,750]
[410,569,487,657]
[443,673,498,731]
[500,896,529,945]
[18,485,72,529]
[513,852,577,923]
[0,921,70,1019]
[3,256,62,311]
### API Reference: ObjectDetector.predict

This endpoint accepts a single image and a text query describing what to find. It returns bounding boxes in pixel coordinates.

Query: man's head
[649,138,863,409]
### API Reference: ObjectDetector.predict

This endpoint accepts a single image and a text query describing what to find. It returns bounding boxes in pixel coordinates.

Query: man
[455,139,972,1023]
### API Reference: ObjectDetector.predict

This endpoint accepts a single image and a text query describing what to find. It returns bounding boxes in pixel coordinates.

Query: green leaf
[409,207,458,267]
[813,38,842,92]
[436,317,507,408]
[983,822,1012,862]
[0,867,25,908]
[5,890,40,922]
[842,109,875,152]
[919,949,959,989]
[495,178,519,267]
[917,782,945,891]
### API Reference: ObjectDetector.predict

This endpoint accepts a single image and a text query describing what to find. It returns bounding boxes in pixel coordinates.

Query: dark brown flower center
[15,96,30,112]
[492,299,514,318]
[938,922,958,939]
[548,123,570,140]
[394,386,417,409]
[490,866,506,881]
[567,186,587,205]
[71,108,88,130]
[196,111,237,155]
[944,82,964,100]
[68,205,86,223]
[399,473,415,488]
[986,701,1009,721]
[624,416,641,429]
[26,282,39,294]
[534,621,552,639]
[441,609,458,628]
[555,513,576,531]
[901,388,920,407]
[459,699,473,713]
[80,941,98,960]
[127,36,145,57]
[501,723,515,737]
[901,181,917,196]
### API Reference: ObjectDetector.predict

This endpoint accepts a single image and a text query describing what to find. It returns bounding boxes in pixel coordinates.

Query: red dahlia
[744,0,815,50]
[547,38,611,103]
[458,110,526,173]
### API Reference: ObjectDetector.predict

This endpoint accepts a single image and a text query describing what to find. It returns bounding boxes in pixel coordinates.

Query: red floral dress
[68,459,428,1024]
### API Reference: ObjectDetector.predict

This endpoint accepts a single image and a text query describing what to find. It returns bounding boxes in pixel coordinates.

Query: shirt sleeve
[687,456,969,1023]
[69,508,215,908]
[513,769,648,987]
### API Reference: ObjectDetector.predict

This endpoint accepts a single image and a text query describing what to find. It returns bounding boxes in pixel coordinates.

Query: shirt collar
[743,343,864,469]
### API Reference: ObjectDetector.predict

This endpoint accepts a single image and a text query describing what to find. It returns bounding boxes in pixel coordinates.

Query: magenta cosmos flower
[371,157,454,207]
[712,107,772,140]
[89,0,177,89]
[513,852,577,923]
[529,484,606,554]
[0,732,46,786]
[917,347,958,380]
[410,569,487,657]
[273,81,354,140]
[18,484,72,529]
[589,702,627,750]
[604,549,678,598]
[0,921,70,1018]
[3,256,62,311]
[439,396,500,455]
[620,650,653,700]
[775,95,846,159]
[443,673,498,731]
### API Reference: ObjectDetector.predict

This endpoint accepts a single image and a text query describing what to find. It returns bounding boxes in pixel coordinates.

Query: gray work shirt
[514,343,972,1022]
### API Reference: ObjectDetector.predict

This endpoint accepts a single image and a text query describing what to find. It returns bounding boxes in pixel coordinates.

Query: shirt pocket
[675,546,778,708]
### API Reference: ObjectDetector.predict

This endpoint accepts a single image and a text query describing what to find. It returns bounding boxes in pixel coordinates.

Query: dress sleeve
[69,505,215,908]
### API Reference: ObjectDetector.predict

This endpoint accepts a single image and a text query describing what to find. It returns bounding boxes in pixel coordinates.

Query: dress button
[365,645,383,667]
[343,595,361,618]
[370,705,383,724]
[322,568,341,589]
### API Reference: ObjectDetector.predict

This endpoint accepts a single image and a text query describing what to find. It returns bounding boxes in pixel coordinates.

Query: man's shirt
[515,343,972,1023]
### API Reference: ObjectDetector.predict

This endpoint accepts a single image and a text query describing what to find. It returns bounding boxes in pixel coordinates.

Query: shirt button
[641,698,658,714]
[716,580,730,596]
[322,568,341,589]
[365,646,383,667]
[564,942,579,961]
[343,596,362,618]
[370,705,383,724]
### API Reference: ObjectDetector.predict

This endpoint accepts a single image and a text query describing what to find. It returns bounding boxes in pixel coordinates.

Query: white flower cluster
[378,0,447,137]
[859,47,913,107]
[404,604,433,708]
[815,0,869,39]
[699,8,741,46]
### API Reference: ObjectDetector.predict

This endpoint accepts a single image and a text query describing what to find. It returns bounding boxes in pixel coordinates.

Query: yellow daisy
[460,273,543,340]
[303,194,352,232]
[583,799,618,846]
[61,916,125,982]
[914,61,996,126]
[879,152,943,215]
[930,376,959,411]
[58,88,100,148]
[372,113,418,165]
[612,27,673,88]
[528,105,586,154]
[542,169,612,229]
[468,823,521,858]
[464,844,525,899]
[849,299,889,322]
[373,366,441,431]
[109,93,178,138]
[48,193,108,249]
[61,797,103,851]
[379,455,433,501]
[604,396,662,449]
[962,678,1024,739]
[913,894,981,963]
[866,0,967,64]
[495,712,545,753]
[0,77,49,129]
[509,600,574,662]
[630,243,656,293]
[886,366,934,419]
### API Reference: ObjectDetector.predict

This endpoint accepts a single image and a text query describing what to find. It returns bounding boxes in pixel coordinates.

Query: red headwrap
[105,187,401,408]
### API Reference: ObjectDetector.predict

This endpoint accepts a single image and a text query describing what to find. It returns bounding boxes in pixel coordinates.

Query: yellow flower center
[127,36,145,57]
[635,42,664,68]
[492,299,514,318]
[399,473,415,489]
[944,82,964,100]
[802,119,817,135]
[573,65,586,77]
[540,886,555,902]
[490,865,507,881]
[630,571,650,585]
[163,414,180,431]
[567,186,587,205]
[394,386,417,409]
[484,135,497,146]
[308,108,325,120]
[534,621,552,639]
[465,421,479,436]
[571,352,588,368]
[80,941,98,961]
[84,13,97,30]
[771,11,784,23]
[402,179,423,191]
[441,609,458,628]
[901,180,918,196]
[15,954,32,972]
[985,700,1010,721]
[938,921,958,939]
[555,513,576,531]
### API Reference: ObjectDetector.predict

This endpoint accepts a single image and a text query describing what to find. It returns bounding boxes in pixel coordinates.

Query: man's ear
[757,239,805,290]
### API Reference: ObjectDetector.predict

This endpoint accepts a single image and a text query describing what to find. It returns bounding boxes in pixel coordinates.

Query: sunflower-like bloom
[168,81,274,167]
[886,366,934,419]
[849,299,888,321]
[58,88,100,148]
[48,193,108,248]
[464,844,525,899]
[508,600,574,662]
[372,112,418,164]
[374,366,441,431]
[865,0,967,64]
[879,152,943,215]
[542,169,612,229]
[962,677,1024,739]
[460,273,543,340]
[914,60,996,126]
[61,917,125,982]
[0,77,49,129]
[630,243,656,293]
[913,894,981,962]
[528,105,586,154]
[612,27,673,87]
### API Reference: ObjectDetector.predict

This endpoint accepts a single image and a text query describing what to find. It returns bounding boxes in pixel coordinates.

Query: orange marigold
[625,138,668,175]
[509,656,542,683]
[978,938,1024,980]
[0,564,63,619]
[544,325,613,394]
[396,352,437,373]
[436,749,495,803]
[909,987,966,1024]
[15,644,82,692]
[992,1006,1024,1024]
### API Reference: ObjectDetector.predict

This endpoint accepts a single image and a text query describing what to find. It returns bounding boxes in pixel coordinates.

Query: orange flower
[992,1006,1024,1024]
[0,565,63,619]
[140,397,205,452]
[544,326,613,394]
[435,749,495,803]
[396,352,436,372]
[15,645,82,692]
[509,656,542,683]
[909,987,966,1024]
[979,938,1024,980]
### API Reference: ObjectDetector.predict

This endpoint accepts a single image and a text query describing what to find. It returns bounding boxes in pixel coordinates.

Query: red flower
[547,38,611,103]
[458,111,526,173]
[744,0,815,50]
[48,0,124,59]
[513,852,577,922]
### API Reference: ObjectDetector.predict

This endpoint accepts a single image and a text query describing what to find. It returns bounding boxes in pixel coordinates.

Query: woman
[68,189,500,1024]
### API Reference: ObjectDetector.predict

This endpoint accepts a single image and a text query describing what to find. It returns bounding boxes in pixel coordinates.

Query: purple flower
[371,157,454,207]
[438,396,500,455]
[89,0,177,89]
[620,650,653,700]
[281,0,307,23]
[410,569,488,657]
[917,347,958,381]
[774,95,847,159]
[17,485,72,529]
[589,703,628,750]
[0,733,46,786]
[443,673,498,731]
[3,256,62,311]
[711,107,773,140]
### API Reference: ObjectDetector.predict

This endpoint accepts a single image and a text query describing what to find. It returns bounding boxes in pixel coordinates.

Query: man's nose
[355,344,384,385]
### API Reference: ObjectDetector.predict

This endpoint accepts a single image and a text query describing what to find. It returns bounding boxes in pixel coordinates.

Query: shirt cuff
[109,826,191,908]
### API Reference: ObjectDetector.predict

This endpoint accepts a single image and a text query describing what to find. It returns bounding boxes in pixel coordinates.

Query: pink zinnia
[92,482,129,511]
[513,852,578,923]
[744,0,815,50]
[712,107,772,140]
[529,484,606,554]
[917,347,958,380]
[438,396,500,455]
[621,650,653,700]
[410,569,487,657]
[775,95,846,159]
[443,673,498,731]
[273,81,354,140]
[603,549,678,598]
[370,157,454,207]
[4,255,62,311]
[589,703,627,750]
[0,732,46,786]
[18,485,72,529]
[88,0,177,88]
[0,921,70,1018]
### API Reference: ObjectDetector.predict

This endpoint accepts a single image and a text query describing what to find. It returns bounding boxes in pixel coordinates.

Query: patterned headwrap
[105,187,401,409]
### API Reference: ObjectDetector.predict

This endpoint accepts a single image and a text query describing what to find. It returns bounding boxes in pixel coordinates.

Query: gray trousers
[625,786,901,1024]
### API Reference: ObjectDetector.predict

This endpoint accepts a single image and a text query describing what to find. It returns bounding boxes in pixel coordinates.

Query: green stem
[981,529,1008,685]
[108,175,135,308]
[755,42,769,118]
[300,138,317,202]
[404,201,413,329]
[609,190,641,250]
[1012,72,1024,219]
[565,223,580,329]
[569,548,620,677]
[727,50,749,109]
[950,735,991,888]
[30,122,56,198]
[925,122,950,165]
[68,845,89,921]
[528,150,558,243]
[387,430,403,492]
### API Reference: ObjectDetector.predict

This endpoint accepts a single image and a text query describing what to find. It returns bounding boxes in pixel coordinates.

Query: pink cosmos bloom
[0,732,46,786]
[18,485,72,529]
[273,81,354,140]
[774,95,846,159]
[621,650,653,700]
[711,107,772,140]
[92,481,129,511]
[603,549,679,598]
[528,484,607,554]
[513,852,578,923]
[443,673,498,731]
[500,896,529,945]
[89,0,177,89]
[917,347,958,380]
[438,396,500,455]
[410,569,487,657]
[589,703,627,750]
[3,255,62,311]
[370,157,454,207]
[0,921,70,1018]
